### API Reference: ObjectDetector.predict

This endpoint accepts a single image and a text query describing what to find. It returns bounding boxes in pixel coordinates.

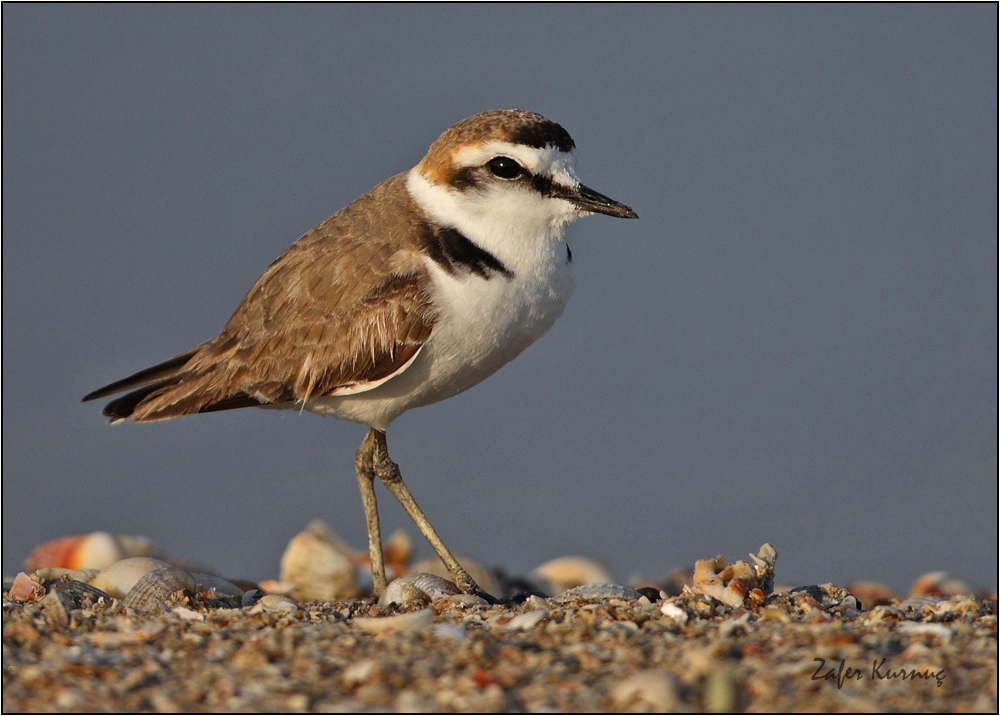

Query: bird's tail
[82,345,264,422]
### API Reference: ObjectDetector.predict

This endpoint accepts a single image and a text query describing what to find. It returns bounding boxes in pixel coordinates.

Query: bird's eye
[487,156,524,180]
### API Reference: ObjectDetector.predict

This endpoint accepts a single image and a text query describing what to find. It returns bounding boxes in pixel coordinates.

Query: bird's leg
[370,429,497,604]
[355,429,387,600]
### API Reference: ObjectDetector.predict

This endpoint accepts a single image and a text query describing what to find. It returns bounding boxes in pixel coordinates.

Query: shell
[190,573,245,598]
[410,556,499,598]
[499,608,549,631]
[660,602,689,624]
[89,557,173,599]
[122,567,195,611]
[43,579,112,616]
[909,571,972,598]
[25,532,157,572]
[559,583,642,601]
[383,529,414,569]
[531,556,612,594]
[846,581,898,607]
[279,530,360,602]
[378,572,460,606]
[687,544,778,608]
[9,572,45,602]
[33,567,100,584]
[249,593,300,613]
[241,589,263,608]
[439,593,490,608]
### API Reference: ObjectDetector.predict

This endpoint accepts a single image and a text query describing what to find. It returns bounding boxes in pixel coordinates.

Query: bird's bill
[555,183,638,219]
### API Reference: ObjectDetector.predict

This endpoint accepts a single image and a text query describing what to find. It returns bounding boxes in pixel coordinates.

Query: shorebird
[84,109,637,601]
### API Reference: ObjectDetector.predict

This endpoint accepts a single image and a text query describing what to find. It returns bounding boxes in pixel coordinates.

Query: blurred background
[4,5,996,592]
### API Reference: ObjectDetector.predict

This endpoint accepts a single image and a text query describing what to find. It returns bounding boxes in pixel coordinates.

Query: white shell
[279,530,359,602]
[500,609,549,631]
[531,556,612,594]
[378,572,460,606]
[249,593,300,613]
[88,557,173,598]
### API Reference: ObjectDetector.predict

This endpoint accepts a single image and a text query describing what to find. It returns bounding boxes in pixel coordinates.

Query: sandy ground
[3,573,996,713]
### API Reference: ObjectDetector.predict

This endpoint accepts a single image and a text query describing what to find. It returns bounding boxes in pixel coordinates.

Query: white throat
[406,167,579,271]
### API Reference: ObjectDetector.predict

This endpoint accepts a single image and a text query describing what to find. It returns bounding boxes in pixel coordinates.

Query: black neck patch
[419,224,514,280]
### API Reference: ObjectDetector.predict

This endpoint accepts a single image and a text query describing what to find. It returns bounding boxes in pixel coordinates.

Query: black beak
[554,183,638,219]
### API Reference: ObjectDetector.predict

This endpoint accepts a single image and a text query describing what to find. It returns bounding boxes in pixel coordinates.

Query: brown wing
[85,173,437,423]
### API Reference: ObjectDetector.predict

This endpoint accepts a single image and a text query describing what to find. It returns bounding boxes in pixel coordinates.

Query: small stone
[351,608,433,635]
[610,670,679,712]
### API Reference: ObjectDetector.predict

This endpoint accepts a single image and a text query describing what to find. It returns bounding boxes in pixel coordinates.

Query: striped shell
[378,572,460,606]
[89,557,173,599]
[122,567,195,611]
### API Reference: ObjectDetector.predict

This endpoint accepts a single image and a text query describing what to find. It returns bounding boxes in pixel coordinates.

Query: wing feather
[85,172,437,423]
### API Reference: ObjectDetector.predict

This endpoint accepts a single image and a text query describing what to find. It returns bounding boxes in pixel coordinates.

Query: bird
[83,109,637,602]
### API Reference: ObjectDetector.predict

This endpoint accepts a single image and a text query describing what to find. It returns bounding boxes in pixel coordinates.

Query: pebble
[351,608,434,635]
[896,621,954,642]
[498,608,549,631]
[660,601,689,625]
[560,583,642,601]
[610,670,679,712]
[9,572,44,602]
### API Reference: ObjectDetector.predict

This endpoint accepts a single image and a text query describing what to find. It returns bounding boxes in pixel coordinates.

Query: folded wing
[84,178,436,423]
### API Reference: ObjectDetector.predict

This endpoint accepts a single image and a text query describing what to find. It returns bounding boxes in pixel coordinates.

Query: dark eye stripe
[448,165,568,201]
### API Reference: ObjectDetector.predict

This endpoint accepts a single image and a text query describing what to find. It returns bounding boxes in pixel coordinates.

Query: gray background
[4,5,997,593]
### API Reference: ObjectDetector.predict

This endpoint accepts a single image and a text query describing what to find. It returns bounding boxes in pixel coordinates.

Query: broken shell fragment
[378,572,461,606]
[686,544,778,608]
[660,602,689,624]
[560,583,642,601]
[9,572,45,602]
[33,567,100,584]
[88,557,173,599]
[693,556,727,585]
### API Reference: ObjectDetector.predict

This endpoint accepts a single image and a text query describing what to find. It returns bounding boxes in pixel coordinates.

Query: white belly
[307,239,575,430]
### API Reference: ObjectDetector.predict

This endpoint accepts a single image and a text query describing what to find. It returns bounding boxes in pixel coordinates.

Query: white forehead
[452,141,580,187]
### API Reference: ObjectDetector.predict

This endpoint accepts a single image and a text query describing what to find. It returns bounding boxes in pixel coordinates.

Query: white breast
[307,169,577,429]
[414,230,576,399]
